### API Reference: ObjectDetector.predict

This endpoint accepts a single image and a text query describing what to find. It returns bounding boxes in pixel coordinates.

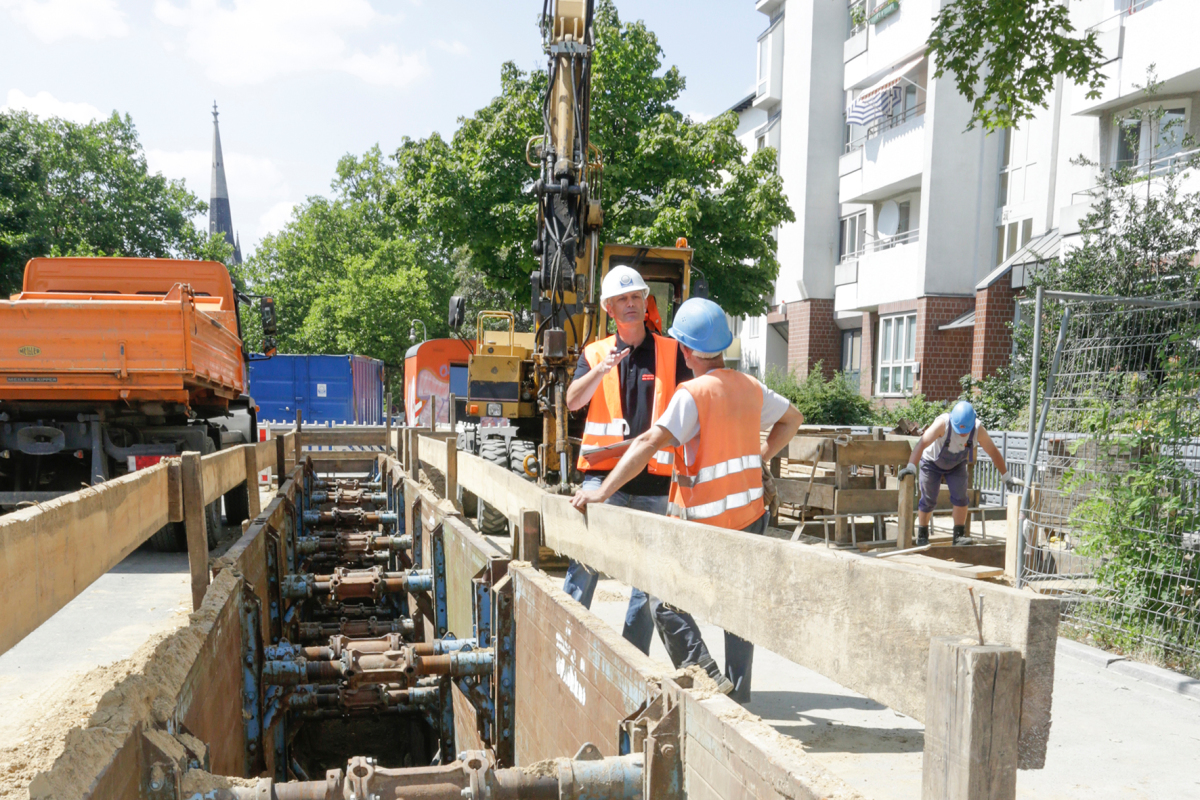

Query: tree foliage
[927,0,1106,131]
[235,147,451,371]
[763,364,876,426]
[0,109,230,294]
[389,0,792,316]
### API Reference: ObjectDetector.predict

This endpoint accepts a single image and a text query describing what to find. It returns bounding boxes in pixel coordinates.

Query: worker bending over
[898,400,1014,545]
[571,298,804,702]
[561,267,736,687]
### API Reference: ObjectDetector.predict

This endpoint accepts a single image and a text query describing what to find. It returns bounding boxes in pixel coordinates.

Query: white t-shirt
[655,370,791,467]
[921,412,981,463]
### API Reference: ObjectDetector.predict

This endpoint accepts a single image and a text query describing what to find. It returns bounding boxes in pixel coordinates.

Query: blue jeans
[562,476,662,653]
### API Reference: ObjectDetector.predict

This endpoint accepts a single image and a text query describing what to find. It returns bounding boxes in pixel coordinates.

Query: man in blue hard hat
[898,400,1014,545]
[571,297,805,702]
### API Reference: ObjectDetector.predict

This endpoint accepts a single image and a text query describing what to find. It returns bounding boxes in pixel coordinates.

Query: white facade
[731,0,1200,397]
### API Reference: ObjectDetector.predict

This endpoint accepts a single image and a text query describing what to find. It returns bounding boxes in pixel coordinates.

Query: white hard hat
[600,266,650,303]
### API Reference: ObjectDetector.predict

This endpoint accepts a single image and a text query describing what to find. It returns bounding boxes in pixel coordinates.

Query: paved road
[590,578,1200,800]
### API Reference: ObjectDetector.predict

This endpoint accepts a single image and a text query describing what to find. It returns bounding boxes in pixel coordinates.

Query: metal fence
[1018,293,1200,671]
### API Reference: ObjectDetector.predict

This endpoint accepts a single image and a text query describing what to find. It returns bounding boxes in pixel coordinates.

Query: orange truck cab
[0,257,274,537]
[403,338,474,429]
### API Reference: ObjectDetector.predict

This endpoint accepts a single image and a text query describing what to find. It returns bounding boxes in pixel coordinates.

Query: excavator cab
[595,242,694,339]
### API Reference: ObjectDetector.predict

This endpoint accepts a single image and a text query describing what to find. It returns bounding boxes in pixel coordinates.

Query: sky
[0,0,765,256]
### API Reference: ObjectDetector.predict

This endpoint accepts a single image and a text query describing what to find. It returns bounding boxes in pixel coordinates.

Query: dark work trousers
[652,511,768,703]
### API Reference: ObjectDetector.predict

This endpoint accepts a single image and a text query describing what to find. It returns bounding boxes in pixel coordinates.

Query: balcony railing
[839,227,920,263]
[844,102,925,153]
[847,0,867,38]
[1070,146,1200,205]
[1087,0,1164,33]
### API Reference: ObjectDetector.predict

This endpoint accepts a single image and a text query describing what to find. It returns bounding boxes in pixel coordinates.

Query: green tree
[235,148,451,370]
[927,0,1106,131]
[0,109,229,293]
[763,364,875,426]
[391,0,792,316]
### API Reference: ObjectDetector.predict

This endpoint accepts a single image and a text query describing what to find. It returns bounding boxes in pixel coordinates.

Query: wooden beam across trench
[434,445,1059,770]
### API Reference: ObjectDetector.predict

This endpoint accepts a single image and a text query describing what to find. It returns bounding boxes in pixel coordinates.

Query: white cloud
[1,88,103,123]
[0,0,128,42]
[146,147,294,248]
[434,39,468,56]
[258,201,297,237]
[153,0,428,87]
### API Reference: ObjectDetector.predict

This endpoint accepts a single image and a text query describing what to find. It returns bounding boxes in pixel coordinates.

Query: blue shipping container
[249,354,385,425]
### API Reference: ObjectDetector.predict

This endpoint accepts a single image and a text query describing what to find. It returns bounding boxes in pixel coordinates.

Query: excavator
[449,0,700,527]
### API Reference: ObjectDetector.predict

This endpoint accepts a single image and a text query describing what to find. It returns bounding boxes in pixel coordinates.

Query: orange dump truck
[0,257,274,543]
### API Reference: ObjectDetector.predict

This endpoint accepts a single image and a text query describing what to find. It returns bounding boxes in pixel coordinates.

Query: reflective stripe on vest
[669,369,765,530]
[669,487,764,522]
[576,333,679,474]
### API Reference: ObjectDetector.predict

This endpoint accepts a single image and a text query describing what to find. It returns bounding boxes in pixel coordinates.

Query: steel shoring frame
[808,506,1006,548]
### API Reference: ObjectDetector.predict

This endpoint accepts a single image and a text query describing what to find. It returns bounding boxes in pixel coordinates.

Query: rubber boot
[952,524,968,544]
[916,525,929,546]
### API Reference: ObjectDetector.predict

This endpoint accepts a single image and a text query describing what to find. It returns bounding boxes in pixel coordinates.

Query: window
[998,126,1038,208]
[746,316,760,339]
[1111,102,1191,173]
[839,212,866,261]
[727,315,742,338]
[841,328,862,390]
[756,135,766,151]
[995,218,1033,266]
[877,313,917,396]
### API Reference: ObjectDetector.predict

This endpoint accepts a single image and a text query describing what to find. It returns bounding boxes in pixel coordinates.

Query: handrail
[1087,0,1162,33]
[1069,146,1200,204]
[840,228,920,262]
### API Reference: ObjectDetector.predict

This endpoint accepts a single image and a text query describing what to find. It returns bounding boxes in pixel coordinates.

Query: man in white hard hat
[561,266,732,692]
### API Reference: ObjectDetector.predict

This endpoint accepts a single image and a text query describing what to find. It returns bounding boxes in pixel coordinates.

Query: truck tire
[224,481,251,528]
[476,439,509,535]
[509,440,538,482]
[147,500,221,552]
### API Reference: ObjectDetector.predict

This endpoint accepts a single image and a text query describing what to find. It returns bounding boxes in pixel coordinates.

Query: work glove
[761,464,780,521]
[898,463,917,481]
[1001,472,1019,490]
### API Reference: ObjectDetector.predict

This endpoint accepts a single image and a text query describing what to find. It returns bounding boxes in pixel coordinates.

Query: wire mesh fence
[1020,296,1200,674]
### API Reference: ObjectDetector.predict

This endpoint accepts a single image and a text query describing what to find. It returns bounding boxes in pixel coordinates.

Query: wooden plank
[887,554,1005,580]
[517,509,540,567]
[774,480,835,509]
[255,438,276,470]
[538,495,1058,767]
[787,437,834,463]
[167,458,184,523]
[301,429,387,447]
[456,451,544,528]
[445,436,458,510]
[418,434,448,474]
[837,440,912,466]
[201,446,245,505]
[243,445,261,518]
[1005,493,1021,580]
[0,462,170,656]
[923,637,1022,800]
[297,449,386,463]
[182,451,210,610]
[898,472,915,549]
[834,488,901,515]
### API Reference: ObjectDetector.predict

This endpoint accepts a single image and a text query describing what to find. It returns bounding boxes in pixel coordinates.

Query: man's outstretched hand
[570,487,607,512]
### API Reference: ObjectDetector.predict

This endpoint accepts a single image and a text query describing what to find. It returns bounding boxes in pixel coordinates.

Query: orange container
[0,258,246,406]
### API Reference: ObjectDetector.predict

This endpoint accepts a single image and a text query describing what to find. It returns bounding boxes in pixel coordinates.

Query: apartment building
[729,0,1200,402]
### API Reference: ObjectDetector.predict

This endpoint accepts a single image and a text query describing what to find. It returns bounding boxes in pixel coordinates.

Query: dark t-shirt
[574,325,692,495]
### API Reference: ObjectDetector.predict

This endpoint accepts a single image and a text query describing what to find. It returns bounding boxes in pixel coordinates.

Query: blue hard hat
[950,401,976,434]
[668,297,733,354]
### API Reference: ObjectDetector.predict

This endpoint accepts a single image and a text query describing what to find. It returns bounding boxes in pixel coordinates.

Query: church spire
[208,101,240,265]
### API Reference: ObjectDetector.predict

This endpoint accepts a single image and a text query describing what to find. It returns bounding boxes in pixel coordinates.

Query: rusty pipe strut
[302,509,398,527]
[224,750,642,800]
[410,649,494,677]
[282,568,430,601]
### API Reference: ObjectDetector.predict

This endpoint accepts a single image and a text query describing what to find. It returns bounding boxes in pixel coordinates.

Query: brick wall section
[784,298,840,379]
[915,296,975,401]
[972,280,1017,380]
[859,311,878,399]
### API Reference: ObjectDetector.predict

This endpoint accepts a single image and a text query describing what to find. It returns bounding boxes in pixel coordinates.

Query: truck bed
[0,284,244,404]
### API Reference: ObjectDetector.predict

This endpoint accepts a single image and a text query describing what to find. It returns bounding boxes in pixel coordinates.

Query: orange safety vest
[668,369,765,530]
[577,333,678,474]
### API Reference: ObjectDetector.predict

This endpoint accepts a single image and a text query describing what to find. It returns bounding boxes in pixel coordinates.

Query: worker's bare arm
[569,425,677,510]
[907,419,945,466]
[565,347,630,411]
[761,405,804,462]
[976,426,1007,474]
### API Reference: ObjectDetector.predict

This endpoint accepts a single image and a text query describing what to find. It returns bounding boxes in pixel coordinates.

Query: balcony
[840,105,925,204]
[1072,0,1200,115]
[1062,147,1200,235]
[838,230,922,311]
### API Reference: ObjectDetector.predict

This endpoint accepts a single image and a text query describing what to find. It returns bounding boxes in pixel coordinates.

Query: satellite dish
[877,200,900,238]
